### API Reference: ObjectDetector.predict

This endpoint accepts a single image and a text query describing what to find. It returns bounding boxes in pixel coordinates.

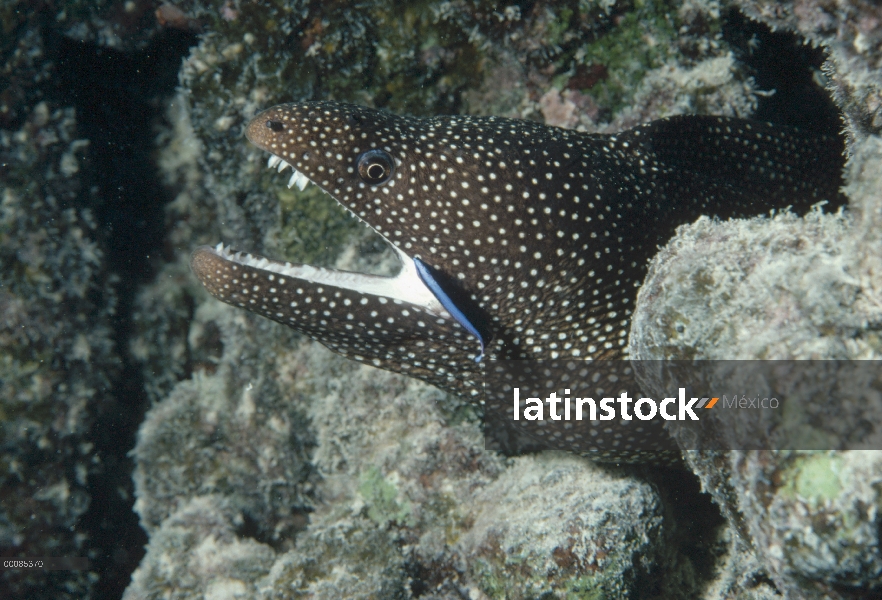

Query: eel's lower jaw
[190,243,447,317]
[267,153,311,191]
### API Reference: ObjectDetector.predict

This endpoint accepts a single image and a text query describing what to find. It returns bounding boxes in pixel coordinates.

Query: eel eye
[356,149,394,185]
[265,120,284,132]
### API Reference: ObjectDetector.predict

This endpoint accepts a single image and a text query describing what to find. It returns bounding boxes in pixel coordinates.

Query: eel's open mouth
[221,148,444,310]
[189,127,494,364]
[190,145,451,324]
[252,148,487,360]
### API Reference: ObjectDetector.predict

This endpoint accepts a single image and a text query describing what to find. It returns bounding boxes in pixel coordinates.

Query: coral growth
[0,100,117,596]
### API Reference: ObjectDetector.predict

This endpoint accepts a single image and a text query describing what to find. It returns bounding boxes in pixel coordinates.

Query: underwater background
[2,0,882,598]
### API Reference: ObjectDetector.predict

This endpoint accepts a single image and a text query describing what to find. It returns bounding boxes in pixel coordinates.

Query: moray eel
[191,101,845,462]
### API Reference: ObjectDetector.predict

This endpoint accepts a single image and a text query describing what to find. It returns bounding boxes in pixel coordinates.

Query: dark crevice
[46,28,198,600]
[723,8,842,138]
[648,465,728,588]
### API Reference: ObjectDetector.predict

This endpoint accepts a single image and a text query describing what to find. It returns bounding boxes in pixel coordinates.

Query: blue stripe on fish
[413,256,486,362]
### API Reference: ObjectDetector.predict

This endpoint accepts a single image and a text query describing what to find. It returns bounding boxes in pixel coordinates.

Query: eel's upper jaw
[246,104,318,192]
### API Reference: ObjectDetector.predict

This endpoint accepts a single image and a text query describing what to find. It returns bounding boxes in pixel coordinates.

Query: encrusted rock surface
[626,2,882,597]
[0,92,116,600]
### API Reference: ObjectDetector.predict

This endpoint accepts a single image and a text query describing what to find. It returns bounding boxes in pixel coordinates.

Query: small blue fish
[413,256,487,363]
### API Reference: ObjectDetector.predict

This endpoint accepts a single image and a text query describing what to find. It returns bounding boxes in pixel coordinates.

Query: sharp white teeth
[287,170,310,190]
[267,153,311,189]
[296,172,309,191]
